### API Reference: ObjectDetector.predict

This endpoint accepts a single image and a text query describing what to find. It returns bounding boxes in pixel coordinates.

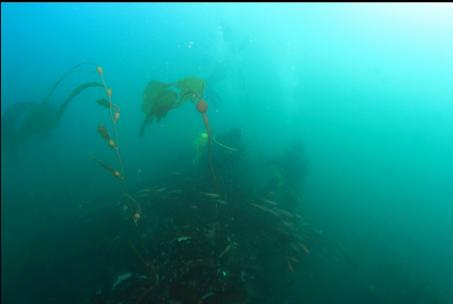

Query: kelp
[59,82,103,114]
[97,125,110,141]
[41,61,97,104]
[14,81,103,142]
[139,76,216,181]
[97,125,117,149]
[93,157,123,181]
[96,98,111,109]
[93,65,140,224]
[140,81,177,135]
[3,63,103,152]
[176,77,205,102]
[140,77,206,136]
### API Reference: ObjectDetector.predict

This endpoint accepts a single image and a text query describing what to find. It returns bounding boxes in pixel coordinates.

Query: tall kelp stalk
[93,66,141,225]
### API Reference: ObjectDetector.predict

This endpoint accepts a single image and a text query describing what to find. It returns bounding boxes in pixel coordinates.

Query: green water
[1,3,452,303]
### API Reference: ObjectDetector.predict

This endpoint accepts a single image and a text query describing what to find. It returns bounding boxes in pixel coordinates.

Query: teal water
[2,3,453,304]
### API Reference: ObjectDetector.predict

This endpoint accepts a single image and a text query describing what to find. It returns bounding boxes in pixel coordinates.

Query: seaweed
[139,76,216,181]
[96,98,111,109]
[139,77,206,136]
[93,65,140,225]
[92,157,123,181]
[41,61,97,104]
[3,63,103,152]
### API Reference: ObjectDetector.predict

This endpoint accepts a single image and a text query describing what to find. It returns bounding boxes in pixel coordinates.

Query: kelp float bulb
[113,110,120,123]
[107,88,112,97]
[113,170,123,180]
[196,99,208,113]
[96,66,103,75]
[108,138,117,149]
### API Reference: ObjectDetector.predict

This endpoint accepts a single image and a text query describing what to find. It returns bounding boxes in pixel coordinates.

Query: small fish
[201,192,221,198]
[274,208,294,218]
[154,187,166,192]
[201,291,215,301]
[251,203,279,216]
[216,199,228,205]
[288,256,300,263]
[137,188,153,194]
[287,259,294,272]
[299,243,310,255]
[177,236,191,242]
[281,220,296,230]
[262,199,278,206]
[219,244,232,258]
[167,189,183,194]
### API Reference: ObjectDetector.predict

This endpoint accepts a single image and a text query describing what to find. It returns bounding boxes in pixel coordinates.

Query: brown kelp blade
[93,158,123,180]
[142,81,172,114]
[139,77,206,136]
[176,77,206,102]
[96,98,111,109]
[41,61,98,104]
[140,80,178,136]
[97,125,110,141]
[58,82,104,115]
[97,125,117,149]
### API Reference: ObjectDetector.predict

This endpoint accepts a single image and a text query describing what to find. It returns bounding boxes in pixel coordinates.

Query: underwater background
[2,3,453,304]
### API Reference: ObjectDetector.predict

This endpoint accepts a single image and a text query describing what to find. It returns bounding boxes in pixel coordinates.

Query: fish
[137,188,153,194]
[288,256,300,263]
[219,244,232,258]
[176,236,191,242]
[201,192,221,198]
[167,189,183,195]
[281,220,296,230]
[251,203,279,217]
[287,260,294,272]
[299,242,310,255]
[216,199,229,205]
[262,199,278,206]
[274,208,294,218]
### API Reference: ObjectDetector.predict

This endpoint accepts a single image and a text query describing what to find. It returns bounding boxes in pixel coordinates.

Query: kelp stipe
[93,66,141,225]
